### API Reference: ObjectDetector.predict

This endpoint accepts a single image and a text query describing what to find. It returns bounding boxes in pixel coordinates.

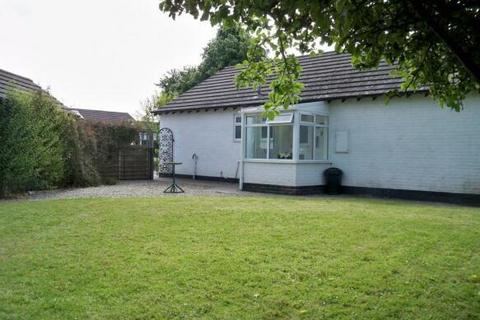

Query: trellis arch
[159,127,174,175]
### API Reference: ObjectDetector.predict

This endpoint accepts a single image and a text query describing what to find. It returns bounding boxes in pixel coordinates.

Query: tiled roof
[0,68,42,99]
[69,108,134,122]
[155,52,423,113]
[0,68,69,108]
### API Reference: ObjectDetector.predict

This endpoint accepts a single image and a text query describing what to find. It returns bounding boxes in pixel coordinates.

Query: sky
[0,0,217,117]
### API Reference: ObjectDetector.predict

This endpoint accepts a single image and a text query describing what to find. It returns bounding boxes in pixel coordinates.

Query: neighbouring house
[69,108,134,123]
[69,108,158,146]
[154,52,480,204]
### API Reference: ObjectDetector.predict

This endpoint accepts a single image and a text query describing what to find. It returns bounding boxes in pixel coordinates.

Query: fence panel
[97,146,153,180]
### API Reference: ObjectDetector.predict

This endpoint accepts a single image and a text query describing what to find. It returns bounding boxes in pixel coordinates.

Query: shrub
[0,91,66,195]
[61,116,100,187]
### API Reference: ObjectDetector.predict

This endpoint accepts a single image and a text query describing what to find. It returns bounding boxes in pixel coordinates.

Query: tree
[159,0,480,117]
[147,23,251,111]
[157,66,200,100]
[196,24,251,80]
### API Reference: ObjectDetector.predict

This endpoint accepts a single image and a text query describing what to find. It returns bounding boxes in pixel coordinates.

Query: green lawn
[0,196,479,319]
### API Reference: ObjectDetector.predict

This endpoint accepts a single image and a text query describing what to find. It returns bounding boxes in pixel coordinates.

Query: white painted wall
[160,109,241,179]
[328,95,480,194]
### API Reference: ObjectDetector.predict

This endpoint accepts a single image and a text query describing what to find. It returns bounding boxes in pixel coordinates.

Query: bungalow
[154,52,480,205]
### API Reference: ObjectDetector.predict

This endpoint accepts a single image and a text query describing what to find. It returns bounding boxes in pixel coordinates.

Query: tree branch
[406,0,480,83]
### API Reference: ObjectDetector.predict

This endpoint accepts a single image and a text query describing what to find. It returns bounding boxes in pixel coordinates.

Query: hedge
[0,90,144,197]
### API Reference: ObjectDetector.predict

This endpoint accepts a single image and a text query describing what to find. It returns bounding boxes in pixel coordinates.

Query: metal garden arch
[159,127,174,175]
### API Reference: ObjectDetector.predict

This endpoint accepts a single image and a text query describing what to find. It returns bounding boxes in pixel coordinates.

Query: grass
[0,196,479,319]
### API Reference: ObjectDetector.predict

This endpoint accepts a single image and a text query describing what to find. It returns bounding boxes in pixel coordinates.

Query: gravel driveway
[28,177,252,200]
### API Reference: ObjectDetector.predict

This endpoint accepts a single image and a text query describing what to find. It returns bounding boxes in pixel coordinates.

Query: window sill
[243,159,332,165]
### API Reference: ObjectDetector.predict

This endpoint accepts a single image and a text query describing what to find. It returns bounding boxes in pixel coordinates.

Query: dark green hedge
[0,90,143,197]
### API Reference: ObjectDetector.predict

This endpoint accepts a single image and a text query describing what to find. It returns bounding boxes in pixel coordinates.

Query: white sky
[0,0,217,116]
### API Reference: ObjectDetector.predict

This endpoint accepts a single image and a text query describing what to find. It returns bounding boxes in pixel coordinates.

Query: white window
[246,114,266,125]
[299,125,314,160]
[246,126,267,158]
[234,114,242,141]
[267,112,294,124]
[299,113,328,160]
[245,113,293,160]
[269,125,293,159]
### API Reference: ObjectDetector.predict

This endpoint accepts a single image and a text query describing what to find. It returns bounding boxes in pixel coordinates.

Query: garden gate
[97,145,154,180]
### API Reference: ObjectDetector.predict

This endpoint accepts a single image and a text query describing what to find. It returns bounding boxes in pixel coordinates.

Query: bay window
[244,111,328,161]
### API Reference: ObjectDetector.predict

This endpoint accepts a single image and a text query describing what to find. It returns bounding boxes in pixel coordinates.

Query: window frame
[266,112,294,125]
[233,113,242,142]
[244,113,294,160]
[268,123,294,160]
[298,112,329,161]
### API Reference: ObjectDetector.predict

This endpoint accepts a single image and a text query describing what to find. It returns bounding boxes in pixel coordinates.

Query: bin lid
[324,167,343,176]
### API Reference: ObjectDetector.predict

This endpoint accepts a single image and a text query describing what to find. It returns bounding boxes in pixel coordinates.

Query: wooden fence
[97,145,154,180]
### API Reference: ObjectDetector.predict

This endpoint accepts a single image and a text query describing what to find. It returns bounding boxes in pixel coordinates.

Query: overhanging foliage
[159,0,480,117]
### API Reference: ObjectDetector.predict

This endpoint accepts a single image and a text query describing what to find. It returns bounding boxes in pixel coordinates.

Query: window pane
[299,126,314,160]
[269,125,293,159]
[315,115,328,125]
[234,125,241,139]
[235,115,242,123]
[246,115,266,125]
[246,126,267,159]
[315,127,328,160]
[301,114,314,122]
[261,126,268,138]
[267,112,294,124]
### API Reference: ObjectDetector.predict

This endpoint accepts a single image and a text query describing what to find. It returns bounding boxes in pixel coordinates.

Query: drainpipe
[239,113,245,190]
[192,153,198,180]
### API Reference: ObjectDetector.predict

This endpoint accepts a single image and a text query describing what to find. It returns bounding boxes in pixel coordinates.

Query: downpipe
[192,153,198,180]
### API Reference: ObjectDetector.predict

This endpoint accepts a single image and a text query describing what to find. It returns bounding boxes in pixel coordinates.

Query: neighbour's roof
[155,52,424,113]
[0,68,69,108]
[0,68,42,99]
[69,108,134,122]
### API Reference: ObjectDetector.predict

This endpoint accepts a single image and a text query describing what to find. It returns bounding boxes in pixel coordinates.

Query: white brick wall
[160,110,241,179]
[243,161,297,186]
[329,95,480,194]
[295,163,331,186]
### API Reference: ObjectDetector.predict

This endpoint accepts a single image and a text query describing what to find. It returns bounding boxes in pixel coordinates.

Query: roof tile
[69,108,134,122]
[155,52,422,113]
